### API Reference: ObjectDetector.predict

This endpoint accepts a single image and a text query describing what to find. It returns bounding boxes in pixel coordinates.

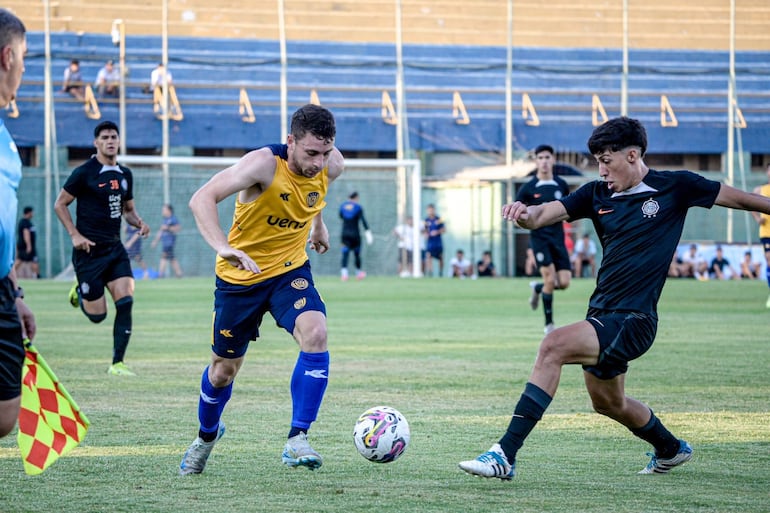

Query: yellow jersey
[760,183,770,239]
[216,144,328,285]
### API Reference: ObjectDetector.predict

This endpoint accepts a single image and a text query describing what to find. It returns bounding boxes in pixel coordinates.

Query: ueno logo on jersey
[266,216,307,230]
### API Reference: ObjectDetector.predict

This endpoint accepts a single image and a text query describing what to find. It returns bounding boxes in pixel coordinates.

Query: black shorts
[583,308,657,380]
[72,240,133,301]
[530,236,571,272]
[16,248,37,262]
[0,277,25,400]
[341,235,361,251]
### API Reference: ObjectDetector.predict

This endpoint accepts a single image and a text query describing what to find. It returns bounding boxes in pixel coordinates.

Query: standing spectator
[681,243,709,280]
[54,120,150,376]
[423,204,445,277]
[450,249,472,278]
[0,7,36,440]
[709,246,739,280]
[518,144,572,334]
[740,251,761,279]
[180,104,343,475]
[14,206,38,278]
[151,203,183,278]
[124,223,149,280]
[572,232,597,278]
[61,59,84,101]
[751,163,770,307]
[150,62,172,91]
[94,59,120,98]
[338,192,371,281]
[392,216,414,277]
[459,115,770,482]
[476,250,497,277]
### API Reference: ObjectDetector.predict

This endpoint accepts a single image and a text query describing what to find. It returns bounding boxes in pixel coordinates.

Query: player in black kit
[460,116,770,480]
[54,121,150,376]
[516,144,572,334]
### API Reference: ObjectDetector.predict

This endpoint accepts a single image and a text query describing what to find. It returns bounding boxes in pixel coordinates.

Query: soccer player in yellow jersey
[751,163,770,307]
[180,105,344,474]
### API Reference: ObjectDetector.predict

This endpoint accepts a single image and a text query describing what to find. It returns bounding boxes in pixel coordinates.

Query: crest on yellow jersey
[306,192,320,207]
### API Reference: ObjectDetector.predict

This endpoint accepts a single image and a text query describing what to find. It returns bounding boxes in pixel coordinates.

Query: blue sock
[765,266,770,288]
[198,366,232,436]
[290,351,329,432]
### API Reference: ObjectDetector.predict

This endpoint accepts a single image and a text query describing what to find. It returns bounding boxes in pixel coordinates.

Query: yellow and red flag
[17,343,90,475]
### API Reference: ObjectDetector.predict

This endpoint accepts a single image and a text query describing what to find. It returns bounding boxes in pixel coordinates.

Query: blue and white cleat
[282,432,323,470]
[458,443,515,481]
[179,423,226,475]
[638,439,692,474]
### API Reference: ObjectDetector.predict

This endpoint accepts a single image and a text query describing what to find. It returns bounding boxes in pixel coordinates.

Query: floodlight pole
[111,19,126,155]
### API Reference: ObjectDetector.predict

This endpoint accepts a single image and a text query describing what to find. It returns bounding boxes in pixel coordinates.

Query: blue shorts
[211,261,326,358]
[583,309,657,380]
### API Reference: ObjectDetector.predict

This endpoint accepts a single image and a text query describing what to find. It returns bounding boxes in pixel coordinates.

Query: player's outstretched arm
[502,200,568,230]
[189,149,275,273]
[715,184,770,215]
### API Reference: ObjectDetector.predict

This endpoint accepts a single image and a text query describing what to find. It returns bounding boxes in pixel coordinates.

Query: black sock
[112,296,133,364]
[542,293,554,324]
[535,282,544,294]
[288,427,306,439]
[630,410,680,458]
[498,382,552,464]
[199,428,218,442]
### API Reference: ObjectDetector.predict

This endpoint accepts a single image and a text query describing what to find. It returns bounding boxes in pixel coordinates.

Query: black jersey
[561,169,720,317]
[63,157,135,244]
[517,175,570,243]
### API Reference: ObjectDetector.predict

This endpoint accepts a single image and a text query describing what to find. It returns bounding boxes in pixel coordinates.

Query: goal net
[114,155,422,278]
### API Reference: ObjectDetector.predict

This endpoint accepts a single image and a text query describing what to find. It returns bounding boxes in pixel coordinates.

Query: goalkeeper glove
[365,230,373,245]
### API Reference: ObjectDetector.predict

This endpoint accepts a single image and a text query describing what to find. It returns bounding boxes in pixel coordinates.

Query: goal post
[115,155,422,278]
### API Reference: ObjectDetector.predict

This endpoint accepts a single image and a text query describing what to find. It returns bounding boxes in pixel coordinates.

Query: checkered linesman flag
[17,342,90,475]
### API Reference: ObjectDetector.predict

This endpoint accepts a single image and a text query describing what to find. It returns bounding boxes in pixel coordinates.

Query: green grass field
[1,276,768,513]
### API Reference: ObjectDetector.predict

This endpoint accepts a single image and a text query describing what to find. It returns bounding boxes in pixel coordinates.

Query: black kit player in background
[516,144,572,334]
[54,120,150,376]
[459,116,770,480]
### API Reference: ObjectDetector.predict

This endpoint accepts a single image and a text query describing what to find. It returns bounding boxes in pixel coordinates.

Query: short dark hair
[534,144,554,156]
[290,104,336,143]
[164,203,174,213]
[23,206,33,214]
[348,191,358,200]
[94,120,119,138]
[0,8,26,51]
[587,116,647,157]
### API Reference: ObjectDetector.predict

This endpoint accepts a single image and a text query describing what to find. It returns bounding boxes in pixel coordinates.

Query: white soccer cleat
[458,443,515,481]
[179,423,225,475]
[282,432,323,470]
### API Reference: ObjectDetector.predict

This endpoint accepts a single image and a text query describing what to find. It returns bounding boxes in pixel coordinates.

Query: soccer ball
[353,406,410,463]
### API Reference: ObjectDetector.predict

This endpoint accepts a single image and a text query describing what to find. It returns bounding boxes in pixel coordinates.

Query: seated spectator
[450,249,472,279]
[572,232,597,278]
[681,243,709,280]
[740,251,762,279]
[61,59,84,101]
[668,252,685,278]
[476,250,497,277]
[150,62,173,91]
[94,59,120,97]
[710,246,739,280]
